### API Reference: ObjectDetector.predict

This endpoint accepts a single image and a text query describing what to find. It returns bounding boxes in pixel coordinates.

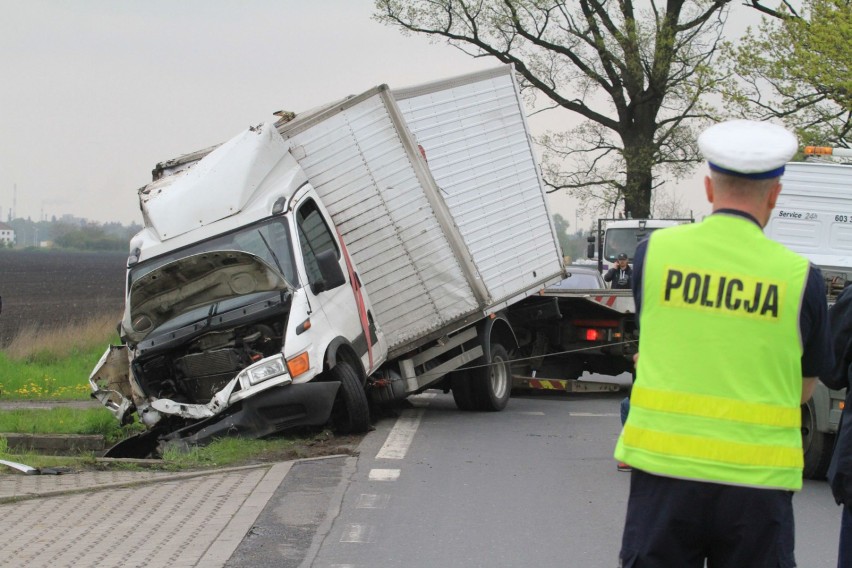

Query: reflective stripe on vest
[614,214,809,490]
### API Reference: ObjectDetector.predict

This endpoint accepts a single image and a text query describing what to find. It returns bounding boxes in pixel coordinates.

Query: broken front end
[90,240,338,457]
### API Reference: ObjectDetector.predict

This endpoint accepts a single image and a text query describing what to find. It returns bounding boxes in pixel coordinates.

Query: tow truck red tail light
[584,329,602,341]
[573,319,618,342]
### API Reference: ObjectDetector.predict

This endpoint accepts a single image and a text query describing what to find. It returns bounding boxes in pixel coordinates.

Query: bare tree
[375,0,732,218]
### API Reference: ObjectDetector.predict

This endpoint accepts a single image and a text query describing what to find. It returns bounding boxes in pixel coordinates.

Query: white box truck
[764,153,852,478]
[89,66,565,456]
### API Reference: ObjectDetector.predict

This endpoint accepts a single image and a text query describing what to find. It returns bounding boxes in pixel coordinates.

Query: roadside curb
[0,453,352,504]
[1,432,105,454]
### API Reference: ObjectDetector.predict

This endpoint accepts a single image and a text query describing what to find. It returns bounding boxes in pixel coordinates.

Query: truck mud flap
[103,429,162,459]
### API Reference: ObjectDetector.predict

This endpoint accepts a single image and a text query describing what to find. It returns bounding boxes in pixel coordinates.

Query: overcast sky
[1,1,768,229]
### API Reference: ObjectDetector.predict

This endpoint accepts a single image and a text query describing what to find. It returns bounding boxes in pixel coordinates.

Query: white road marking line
[376,409,424,460]
[356,493,391,509]
[340,524,375,543]
[517,411,546,415]
[368,468,401,481]
[569,412,619,417]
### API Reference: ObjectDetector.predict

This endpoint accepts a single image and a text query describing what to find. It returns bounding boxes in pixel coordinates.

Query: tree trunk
[622,138,654,219]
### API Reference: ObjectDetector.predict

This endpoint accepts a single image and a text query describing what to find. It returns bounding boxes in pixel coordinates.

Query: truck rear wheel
[802,399,834,480]
[330,362,371,434]
[470,343,511,411]
[451,371,477,411]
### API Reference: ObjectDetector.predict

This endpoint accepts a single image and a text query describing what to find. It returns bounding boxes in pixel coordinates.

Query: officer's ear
[704,176,714,204]
[766,181,782,211]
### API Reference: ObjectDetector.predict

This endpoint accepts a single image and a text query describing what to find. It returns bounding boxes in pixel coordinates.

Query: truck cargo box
[277,66,563,355]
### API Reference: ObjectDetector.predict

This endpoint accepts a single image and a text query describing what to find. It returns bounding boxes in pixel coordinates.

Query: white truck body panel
[394,67,563,306]
[280,91,481,353]
[132,132,309,263]
[139,125,291,241]
[765,161,852,273]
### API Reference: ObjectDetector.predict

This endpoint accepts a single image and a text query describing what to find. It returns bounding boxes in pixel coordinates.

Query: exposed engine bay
[134,320,284,405]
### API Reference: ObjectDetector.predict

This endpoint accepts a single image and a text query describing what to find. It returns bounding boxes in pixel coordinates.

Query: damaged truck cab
[91,126,386,451]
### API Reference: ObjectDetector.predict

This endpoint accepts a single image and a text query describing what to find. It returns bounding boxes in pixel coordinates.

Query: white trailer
[90,65,565,456]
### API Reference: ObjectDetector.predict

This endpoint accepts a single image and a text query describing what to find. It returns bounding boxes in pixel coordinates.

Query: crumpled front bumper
[104,380,340,458]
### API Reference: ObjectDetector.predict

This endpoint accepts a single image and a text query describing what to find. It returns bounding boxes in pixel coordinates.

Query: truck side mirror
[586,242,595,258]
[311,249,347,294]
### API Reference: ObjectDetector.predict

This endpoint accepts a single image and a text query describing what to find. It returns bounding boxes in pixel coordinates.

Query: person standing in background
[604,253,632,289]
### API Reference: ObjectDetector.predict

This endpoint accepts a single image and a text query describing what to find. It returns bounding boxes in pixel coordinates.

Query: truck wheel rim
[491,355,508,399]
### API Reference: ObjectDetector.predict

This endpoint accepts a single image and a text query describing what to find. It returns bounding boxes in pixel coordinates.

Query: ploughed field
[0,250,126,346]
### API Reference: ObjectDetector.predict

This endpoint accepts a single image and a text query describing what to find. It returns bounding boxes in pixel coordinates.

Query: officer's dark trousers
[838,505,852,567]
[620,470,795,567]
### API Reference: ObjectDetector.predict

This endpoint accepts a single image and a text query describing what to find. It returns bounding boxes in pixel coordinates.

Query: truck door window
[296,199,339,285]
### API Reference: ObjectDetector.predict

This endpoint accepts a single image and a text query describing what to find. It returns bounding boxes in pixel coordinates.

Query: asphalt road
[230,374,842,568]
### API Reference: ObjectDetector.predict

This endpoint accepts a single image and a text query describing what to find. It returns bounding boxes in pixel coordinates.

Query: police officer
[604,253,633,289]
[614,119,832,567]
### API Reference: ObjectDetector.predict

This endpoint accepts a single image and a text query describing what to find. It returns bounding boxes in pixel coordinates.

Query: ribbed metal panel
[394,67,563,306]
[283,95,479,349]
[767,162,852,260]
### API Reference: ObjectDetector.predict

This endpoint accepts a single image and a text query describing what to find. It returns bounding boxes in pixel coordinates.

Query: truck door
[294,196,379,374]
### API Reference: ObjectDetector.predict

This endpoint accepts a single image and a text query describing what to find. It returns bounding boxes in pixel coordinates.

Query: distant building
[0,222,15,247]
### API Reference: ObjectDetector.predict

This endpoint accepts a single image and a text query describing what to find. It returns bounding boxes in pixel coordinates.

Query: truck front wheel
[470,343,511,411]
[330,362,371,434]
[802,398,834,480]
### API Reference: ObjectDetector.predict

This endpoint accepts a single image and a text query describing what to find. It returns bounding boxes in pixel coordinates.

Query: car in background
[546,265,605,291]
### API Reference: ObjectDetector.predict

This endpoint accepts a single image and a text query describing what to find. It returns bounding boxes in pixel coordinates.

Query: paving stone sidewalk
[0,463,294,568]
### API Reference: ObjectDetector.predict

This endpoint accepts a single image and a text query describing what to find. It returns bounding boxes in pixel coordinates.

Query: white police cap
[698,120,797,180]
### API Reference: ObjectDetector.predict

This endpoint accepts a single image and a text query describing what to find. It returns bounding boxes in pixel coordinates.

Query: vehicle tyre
[331,362,371,434]
[802,398,834,480]
[470,343,512,411]
[451,370,477,411]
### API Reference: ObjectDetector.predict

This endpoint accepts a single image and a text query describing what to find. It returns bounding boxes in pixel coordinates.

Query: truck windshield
[130,217,299,287]
[603,228,658,262]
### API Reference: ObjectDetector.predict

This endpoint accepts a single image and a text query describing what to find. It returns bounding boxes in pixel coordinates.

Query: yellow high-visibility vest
[614,213,809,490]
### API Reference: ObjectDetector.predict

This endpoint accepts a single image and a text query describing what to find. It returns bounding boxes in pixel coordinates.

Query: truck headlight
[244,355,287,386]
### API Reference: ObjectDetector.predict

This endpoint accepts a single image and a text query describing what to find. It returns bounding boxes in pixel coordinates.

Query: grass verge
[0,431,361,473]
[0,408,142,443]
[0,437,98,471]
[158,431,359,470]
[0,313,119,400]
